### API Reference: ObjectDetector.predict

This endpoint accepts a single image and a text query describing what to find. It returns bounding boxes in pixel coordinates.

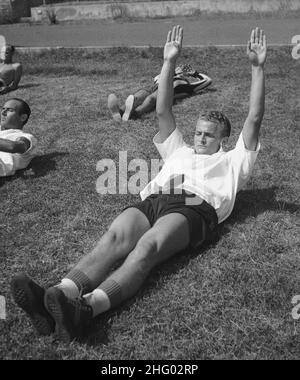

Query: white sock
[83,289,111,317]
[55,278,80,299]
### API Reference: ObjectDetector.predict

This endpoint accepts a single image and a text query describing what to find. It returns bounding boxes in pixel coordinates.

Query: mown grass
[0,46,299,360]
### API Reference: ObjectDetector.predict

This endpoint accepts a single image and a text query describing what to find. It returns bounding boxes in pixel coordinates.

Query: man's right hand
[163,25,183,63]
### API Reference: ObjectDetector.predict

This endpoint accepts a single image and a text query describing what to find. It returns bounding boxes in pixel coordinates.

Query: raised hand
[163,25,183,63]
[247,27,267,67]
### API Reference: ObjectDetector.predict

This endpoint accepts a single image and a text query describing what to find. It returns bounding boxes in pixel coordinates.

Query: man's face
[194,118,223,155]
[1,99,24,130]
[0,46,13,63]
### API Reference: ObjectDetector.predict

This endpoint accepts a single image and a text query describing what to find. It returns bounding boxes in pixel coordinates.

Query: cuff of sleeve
[153,127,179,146]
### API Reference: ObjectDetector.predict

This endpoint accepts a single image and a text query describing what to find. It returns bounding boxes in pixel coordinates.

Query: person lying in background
[0,44,22,95]
[108,63,212,121]
[0,98,37,177]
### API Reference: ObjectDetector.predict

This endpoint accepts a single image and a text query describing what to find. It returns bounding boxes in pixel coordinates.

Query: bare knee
[89,229,124,261]
[128,236,158,272]
[147,93,157,107]
[100,228,125,251]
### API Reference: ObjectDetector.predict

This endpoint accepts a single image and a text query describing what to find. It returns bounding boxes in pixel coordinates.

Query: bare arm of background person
[156,25,183,142]
[0,137,30,154]
[242,27,267,151]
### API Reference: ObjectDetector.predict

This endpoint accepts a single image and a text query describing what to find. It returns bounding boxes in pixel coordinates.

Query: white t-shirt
[0,127,37,177]
[140,128,260,223]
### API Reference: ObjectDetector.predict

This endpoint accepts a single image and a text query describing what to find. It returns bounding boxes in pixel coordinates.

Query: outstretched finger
[176,26,183,44]
[166,30,172,43]
[178,27,183,46]
[250,29,255,44]
[174,25,178,41]
[171,26,176,42]
[175,25,180,41]
[255,27,259,43]
[246,40,251,55]
[259,29,264,45]
[263,34,267,48]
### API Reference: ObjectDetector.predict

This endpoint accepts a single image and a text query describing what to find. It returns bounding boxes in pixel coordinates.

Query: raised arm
[242,27,267,151]
[156,25,183,142]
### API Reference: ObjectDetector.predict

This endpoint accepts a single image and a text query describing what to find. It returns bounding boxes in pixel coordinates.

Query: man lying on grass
[108,63,212,121]
[0,98,37,177]
[11,26,267,343]
[0,44,22,95]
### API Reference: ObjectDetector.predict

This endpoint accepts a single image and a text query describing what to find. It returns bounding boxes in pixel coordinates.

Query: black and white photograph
[0,0,299,361]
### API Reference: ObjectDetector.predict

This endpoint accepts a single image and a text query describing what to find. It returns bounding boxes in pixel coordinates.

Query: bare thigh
[106,212,190,296]
[123,212,190,272]
[133,88,151,107]
[108,207,151,257]
[73,207,151,286]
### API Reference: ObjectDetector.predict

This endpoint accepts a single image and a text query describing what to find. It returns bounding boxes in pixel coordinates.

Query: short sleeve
[228,132,260,188]
[17,133,37,154]
[153,128,187,160]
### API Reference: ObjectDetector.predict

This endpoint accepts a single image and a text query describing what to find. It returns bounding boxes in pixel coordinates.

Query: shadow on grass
[27,152,69,178]
[83,186,299,347]
[227,186,299,223]
[0,152,69,187]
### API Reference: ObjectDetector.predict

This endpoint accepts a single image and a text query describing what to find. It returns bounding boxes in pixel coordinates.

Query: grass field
[0,45,299,360]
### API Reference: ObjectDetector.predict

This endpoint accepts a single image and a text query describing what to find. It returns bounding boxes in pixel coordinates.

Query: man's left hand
[247,27,267,67]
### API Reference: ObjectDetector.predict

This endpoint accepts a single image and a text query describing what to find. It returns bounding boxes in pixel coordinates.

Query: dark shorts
[125,193,218,248]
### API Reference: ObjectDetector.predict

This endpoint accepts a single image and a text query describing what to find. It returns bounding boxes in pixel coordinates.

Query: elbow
[156,108,172,120]
[156,103,172,118]
[156,108,165,118]
[248,111,264,125]
[249,116,261,126]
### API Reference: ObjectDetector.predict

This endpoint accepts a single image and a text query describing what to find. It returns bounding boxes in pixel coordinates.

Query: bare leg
[41,213,190,342]
[122,88,151,121]
[10,208,151,340]
[95,212,190,302]
[133,89,151,107]
[68,207,151,290]
[107,93,123,121]
[134,91,158,117]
